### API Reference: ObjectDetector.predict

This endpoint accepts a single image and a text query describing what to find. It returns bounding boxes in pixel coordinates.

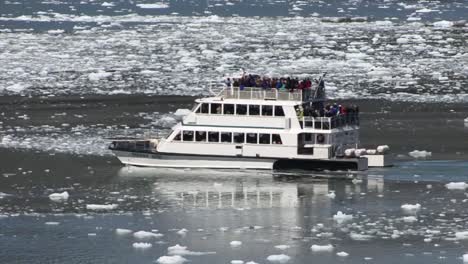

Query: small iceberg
[311,244,334,252]
[49,191,69,202]
[333,211,353,223]
[133,242,152,249]
[156,255,187,264]
[266,254,291,263]
[133,230,164,240]
[86,204,118,210]
[446,182,468,190]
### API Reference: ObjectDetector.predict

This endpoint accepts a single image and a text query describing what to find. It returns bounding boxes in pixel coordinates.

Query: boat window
[211,103,222,114]
[259,134,270,144]
[274,106,285,116]
[224,104,235,115]
[233,133,244,143]
[220,132,232,143]
[305,133,314,142]
[173,131,181,141]
[248,105,260,116]
[200,103,209,114]
[236,104,247,115]
[246,133,258,144]
[272,134,282,144]
[195,131,206,142]
[182,131,194,141]
[262,105,273,116]
[208,131,219,142]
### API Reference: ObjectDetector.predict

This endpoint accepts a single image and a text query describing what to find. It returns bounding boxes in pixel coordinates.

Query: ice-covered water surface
[2,156,468,263]
[0,15,467,102]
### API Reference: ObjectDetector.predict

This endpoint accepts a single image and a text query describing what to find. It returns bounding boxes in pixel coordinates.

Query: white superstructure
[110,75,391,171]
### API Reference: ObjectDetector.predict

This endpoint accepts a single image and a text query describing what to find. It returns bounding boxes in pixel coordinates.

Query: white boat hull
[112,150,368,171]
[113,150,275,169]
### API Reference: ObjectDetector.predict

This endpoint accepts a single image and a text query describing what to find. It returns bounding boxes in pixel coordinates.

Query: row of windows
[197,103,285,117]
[173,131,283,145]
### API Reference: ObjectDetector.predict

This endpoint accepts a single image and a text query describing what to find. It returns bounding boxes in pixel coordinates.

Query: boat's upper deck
[220,87,312,102]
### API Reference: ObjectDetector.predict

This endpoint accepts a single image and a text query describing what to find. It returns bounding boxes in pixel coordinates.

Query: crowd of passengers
[297,103,360,118]
[226,74,320,91]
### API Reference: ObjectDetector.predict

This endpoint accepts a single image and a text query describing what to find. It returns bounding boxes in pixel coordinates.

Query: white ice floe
[176,228,188,236]
[401,203,421,212]
[266,254,291,263]
[326,191,336,199]
[311,244,334,252]
[433,20,453,28]
[337,251,349,257]
[133,242,152,249]
[333,211,353,223]
[5,83,29,92]
[402,216,418,223]
[167,244,215,256]
[174,109,191,117]
[115,228,133,235]
[274,245,291,250]
[133,230,164,239]
[245,262,258,264]
[463,254,468,263]
[45,221,60,225]
[230,241,242,247]
[88,70,112,82]
[408,150,432,158]
[137,3,169,9]
[86,204,118,210]
[350,233,374,241]
[231,261,244,264]
[445,182,468,190]
[48,191,69,201]
[156,255,187,264]
[455,231,468,240]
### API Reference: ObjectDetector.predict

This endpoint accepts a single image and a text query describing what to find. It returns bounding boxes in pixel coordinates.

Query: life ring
[317,134,325,144]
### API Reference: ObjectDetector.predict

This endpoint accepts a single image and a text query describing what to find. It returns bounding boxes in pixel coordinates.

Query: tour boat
[109,74,391,171]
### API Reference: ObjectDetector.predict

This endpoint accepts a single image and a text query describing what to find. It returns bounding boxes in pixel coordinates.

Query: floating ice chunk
[156,255,187,264]
[5,83,29,93]
[402,216,418,223]
[101,2,114,7]
[86,204,118,210]
[137,3,169,9]
[133,242,152,249]
[231,261,244,264]
[350,233,374,241]
[174,109,191,117]
[408,150,431,158]
[230,241,242,247]
[246,262,259,264]
[337,251,349,257]
[311,244,334,252]
[401,203,421,212]
[266,254,291,263]
[275,245,291,250]
[168,244,215,256]
[49,191,69,202]
[326,191,336,199]
[455,231,468,240]
[116,228,132,235]
[88,71,112,82]
[445,182,468,190]
[133,230,164,240]
[463,254,468,263]
[433,21,453,28]
[45,221,60,225]
[176,228,188,236]
[333,211,353,223]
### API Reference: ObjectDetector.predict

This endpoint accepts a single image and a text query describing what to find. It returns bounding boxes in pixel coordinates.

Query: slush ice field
[0,9,466,102]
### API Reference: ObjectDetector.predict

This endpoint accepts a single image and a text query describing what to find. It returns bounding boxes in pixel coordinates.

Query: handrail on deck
[220,87,304,101]
[300,113,359,130]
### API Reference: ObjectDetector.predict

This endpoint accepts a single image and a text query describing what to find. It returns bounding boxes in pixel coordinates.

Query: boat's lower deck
[112,150,368,171]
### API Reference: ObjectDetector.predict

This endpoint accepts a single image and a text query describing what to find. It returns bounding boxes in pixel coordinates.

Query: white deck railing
[300,114,359,130]
[221,87,305,101]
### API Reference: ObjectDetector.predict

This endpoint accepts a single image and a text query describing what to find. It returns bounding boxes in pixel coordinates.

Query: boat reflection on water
[116,166,384,212]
